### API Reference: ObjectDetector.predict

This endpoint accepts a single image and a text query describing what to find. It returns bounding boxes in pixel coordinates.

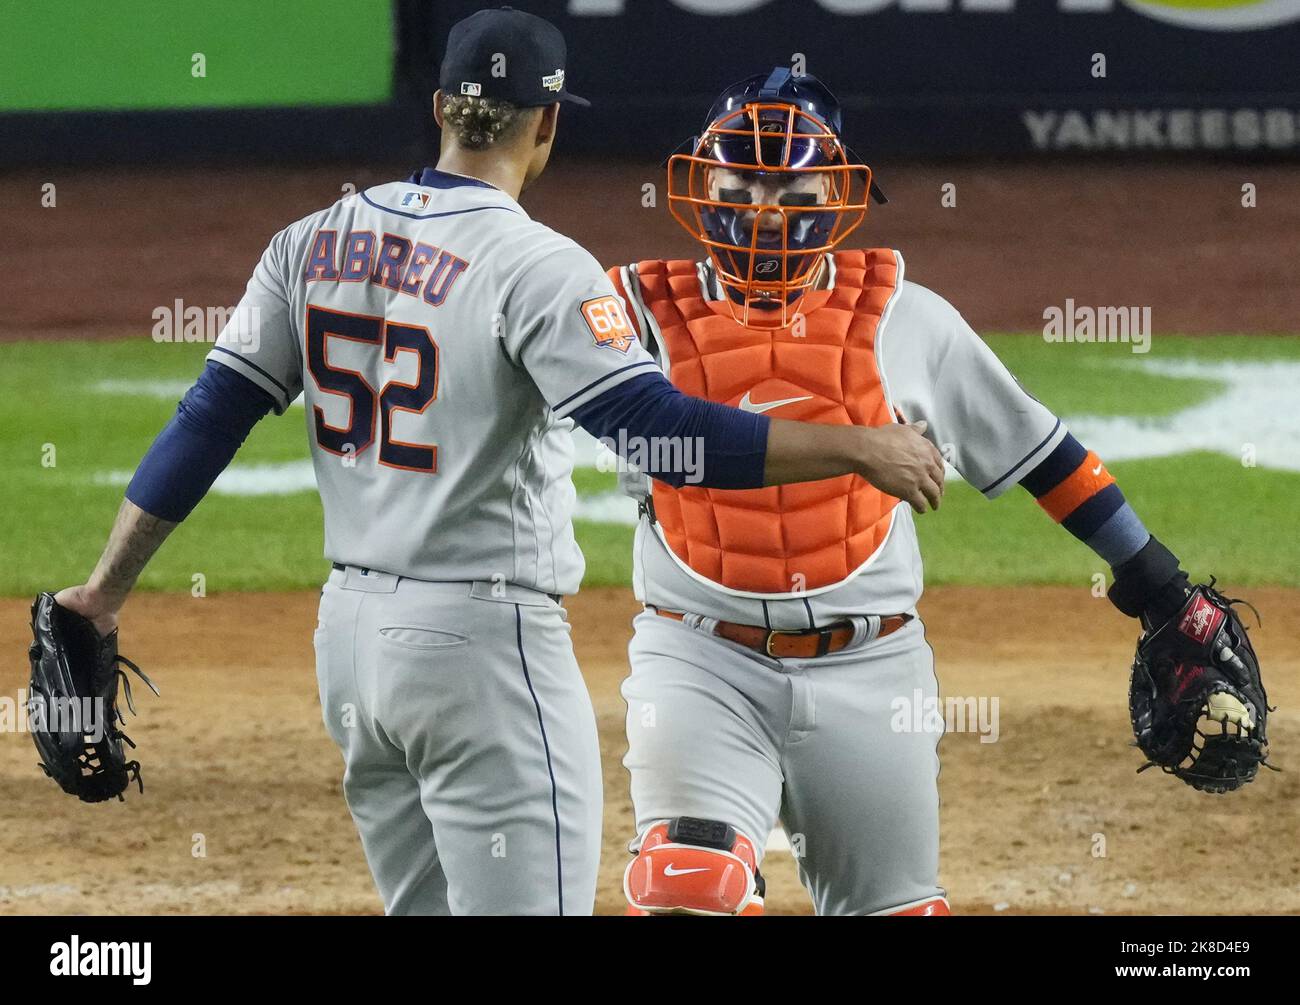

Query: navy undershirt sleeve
[1017,432,1151,567]
[126,361,276,522]
[569,372,769,489]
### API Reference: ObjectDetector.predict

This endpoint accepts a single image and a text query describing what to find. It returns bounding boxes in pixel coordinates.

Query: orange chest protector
[633,249,903,597]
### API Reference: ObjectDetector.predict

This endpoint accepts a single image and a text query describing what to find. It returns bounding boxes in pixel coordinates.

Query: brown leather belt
[653,608,911,659]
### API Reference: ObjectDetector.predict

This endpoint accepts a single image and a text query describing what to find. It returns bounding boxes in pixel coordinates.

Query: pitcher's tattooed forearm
[87,499,179,602]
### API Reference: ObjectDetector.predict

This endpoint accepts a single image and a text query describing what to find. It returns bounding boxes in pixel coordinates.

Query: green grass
[571,467,620,497]
[1135,1,1276,9]
[0,340,323,594]
[977,335,1225,418]
[2,334,1298,595]
[573,521,638,587]
[914,453,1300,586]
[574,454,1300,591]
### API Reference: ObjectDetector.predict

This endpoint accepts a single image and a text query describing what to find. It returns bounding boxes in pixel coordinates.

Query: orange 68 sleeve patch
[580,294,636,353]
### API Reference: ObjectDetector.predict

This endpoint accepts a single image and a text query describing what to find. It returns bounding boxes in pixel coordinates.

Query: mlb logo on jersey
[401,191,431,209]
[581,295,635,354]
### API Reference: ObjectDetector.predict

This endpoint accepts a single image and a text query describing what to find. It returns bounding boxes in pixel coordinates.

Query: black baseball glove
[27,592,159,803]
[1111,539,1274,793]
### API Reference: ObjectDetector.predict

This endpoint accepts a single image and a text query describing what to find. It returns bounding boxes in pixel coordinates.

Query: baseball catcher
[27,590,159,803]
[607,67,1274,917]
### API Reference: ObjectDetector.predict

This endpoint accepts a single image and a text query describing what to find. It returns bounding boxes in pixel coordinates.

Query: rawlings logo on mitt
[1128,581,1275,794]
[27,592,159,803]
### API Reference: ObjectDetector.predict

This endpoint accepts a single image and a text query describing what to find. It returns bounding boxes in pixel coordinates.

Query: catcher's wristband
[1108,535,1187,623]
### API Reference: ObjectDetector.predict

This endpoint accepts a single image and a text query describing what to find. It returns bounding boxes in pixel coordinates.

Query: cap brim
[559,91,591,108]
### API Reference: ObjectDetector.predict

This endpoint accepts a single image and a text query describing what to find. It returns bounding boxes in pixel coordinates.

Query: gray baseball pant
[315,565,602,915]
[622,609,944,916]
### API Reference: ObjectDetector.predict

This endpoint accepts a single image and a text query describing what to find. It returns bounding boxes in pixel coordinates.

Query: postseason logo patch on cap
[460,81,482,96]
[542,69,564,93]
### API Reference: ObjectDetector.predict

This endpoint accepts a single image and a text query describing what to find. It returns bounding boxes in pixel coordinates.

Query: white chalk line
[86,358,1300,521]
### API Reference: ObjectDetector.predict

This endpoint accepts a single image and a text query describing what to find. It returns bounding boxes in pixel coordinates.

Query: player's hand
[858,421,945,513]
[52,584,121,637]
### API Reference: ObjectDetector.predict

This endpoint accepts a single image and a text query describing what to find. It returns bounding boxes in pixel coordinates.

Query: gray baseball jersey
[208,172,656,596]
[207,169,656,915]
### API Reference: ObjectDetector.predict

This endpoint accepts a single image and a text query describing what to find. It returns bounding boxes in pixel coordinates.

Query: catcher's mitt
[1128,580,1274,793]
[27,592,159,803]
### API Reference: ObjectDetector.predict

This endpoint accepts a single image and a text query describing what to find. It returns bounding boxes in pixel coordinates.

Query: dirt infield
[1,585,1295,916]
[4,159,1300,339]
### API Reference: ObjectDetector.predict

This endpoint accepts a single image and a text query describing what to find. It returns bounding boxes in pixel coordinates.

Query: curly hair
[438,93,529,150]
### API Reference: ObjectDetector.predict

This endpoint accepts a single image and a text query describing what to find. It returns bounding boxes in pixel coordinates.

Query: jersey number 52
[306,306,438,473]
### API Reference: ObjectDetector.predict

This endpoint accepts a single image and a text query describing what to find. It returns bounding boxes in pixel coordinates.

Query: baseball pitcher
[608,69,1273,916]
[31,16,945,916]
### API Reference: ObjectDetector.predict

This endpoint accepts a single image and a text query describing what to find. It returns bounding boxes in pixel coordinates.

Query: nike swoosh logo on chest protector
[738,391,814,414]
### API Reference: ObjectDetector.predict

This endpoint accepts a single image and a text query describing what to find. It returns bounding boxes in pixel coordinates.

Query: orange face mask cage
[667,101,873,329]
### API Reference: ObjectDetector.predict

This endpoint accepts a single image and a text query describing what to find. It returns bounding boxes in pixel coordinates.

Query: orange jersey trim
[1036,450,1116,523]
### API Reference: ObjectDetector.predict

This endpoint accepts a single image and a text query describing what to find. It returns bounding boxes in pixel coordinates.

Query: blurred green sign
[1,1,394,111]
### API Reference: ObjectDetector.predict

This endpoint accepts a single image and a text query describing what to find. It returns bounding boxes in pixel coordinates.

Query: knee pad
[885,896,951,916]
[624,817,764,916]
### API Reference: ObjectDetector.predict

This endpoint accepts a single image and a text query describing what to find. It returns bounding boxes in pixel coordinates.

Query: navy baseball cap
[440,7,590,108]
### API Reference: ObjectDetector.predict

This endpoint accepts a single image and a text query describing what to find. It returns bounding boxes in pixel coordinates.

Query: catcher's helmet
[667,67,882,328]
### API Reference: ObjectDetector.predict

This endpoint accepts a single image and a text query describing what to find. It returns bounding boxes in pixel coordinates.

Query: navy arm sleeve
[125,361,276,521]
[570,371,769,489]
[1017,433,1151,566]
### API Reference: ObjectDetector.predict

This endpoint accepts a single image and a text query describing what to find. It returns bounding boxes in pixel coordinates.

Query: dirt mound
[1,585,1294,915]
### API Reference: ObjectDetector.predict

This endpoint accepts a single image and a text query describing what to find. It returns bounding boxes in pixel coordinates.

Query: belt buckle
[763,628,822,658]
[765,626,838,659]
